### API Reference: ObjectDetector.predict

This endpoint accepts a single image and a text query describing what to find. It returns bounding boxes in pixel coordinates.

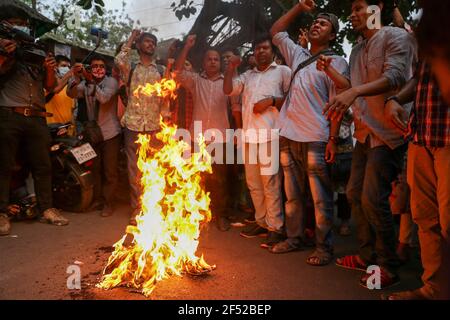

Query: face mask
[92,68,106,79]
[58,66,70,76]
[13,25,31,35]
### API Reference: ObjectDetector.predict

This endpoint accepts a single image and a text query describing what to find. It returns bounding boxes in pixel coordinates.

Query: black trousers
[0,109,52,213]
[91,134,121,207]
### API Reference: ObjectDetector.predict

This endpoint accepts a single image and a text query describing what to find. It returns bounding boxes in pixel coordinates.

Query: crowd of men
[0,0,449,300]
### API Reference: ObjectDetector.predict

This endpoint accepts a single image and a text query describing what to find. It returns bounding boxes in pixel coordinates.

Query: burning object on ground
[97,78,215,297]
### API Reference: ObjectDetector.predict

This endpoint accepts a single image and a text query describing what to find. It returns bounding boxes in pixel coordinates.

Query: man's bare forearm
[395,77,417,105]
[270,4,305,37]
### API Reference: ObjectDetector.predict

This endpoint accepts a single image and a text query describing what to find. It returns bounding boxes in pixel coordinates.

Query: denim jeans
[346,140,406,273]
[0,109,53,213]
[244,141,283,232]
[280,138,334,253]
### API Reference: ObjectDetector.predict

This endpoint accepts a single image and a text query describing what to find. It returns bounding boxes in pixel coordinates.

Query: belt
[0,107,53,118]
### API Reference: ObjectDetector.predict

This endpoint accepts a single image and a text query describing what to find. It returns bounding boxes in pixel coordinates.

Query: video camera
[0,20,47,68]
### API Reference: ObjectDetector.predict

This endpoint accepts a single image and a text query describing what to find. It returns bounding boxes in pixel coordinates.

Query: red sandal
[336,255,367,271]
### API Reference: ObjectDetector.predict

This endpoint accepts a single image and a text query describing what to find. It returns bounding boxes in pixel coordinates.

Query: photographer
[67,55,121,217]
[45,55,76,128]
[0,12,69,236]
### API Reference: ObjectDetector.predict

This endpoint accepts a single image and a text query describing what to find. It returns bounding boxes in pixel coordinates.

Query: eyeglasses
[91,64,105,69]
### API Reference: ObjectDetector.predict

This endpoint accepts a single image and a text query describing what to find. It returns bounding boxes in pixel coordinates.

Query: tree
[19,0,154,52]
[171,0,420,62]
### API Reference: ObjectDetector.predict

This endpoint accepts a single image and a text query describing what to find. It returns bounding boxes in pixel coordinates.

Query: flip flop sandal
[336,255,367,271]
[306,251,332,266]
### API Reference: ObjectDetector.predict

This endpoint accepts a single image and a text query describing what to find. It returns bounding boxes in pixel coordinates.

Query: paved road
[0,204,422,300]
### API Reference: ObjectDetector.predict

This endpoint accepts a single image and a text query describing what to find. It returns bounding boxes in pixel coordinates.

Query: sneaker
[269,239,303,254]
[240,224,268,238]
[101,205,114,217]
[216,216,231,232]
[40,208,69,226]
[0,214,11,236]
[360,268,400,289]
[260,231,285,249]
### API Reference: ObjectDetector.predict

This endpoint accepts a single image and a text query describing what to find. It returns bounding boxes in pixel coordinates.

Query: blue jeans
[280,138,334,254]
[346,140,406,273]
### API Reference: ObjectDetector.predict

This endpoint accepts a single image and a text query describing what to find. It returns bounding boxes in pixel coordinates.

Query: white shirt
[273,32,349,143]
[228,62,291,143]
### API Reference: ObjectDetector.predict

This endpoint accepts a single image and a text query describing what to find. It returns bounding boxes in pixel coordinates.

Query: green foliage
[172,0,420,56]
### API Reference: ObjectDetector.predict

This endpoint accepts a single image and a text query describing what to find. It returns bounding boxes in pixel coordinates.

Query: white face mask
[58,66,70,76]
[13,25,31,35]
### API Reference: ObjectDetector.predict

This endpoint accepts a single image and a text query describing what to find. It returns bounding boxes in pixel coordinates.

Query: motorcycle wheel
[52,156,94,213]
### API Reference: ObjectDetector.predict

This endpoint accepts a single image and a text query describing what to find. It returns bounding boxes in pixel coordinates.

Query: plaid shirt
[413,62,450,147]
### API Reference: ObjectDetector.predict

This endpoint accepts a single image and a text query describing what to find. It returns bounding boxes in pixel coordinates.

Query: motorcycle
[49,122,96,212]
[9,123,96,218]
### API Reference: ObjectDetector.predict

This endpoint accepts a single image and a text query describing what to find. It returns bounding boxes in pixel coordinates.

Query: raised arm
[223,55,242,95]
[115,29,141,82]
[270,0,316,37]
[175,34,196,72]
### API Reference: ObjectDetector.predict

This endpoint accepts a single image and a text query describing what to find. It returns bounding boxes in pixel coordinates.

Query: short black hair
[353,0,394,26]
[253,33,276,52]
[416,0,450,60]
[55,55,70,64]
[136,32,158,45]
[89,54,106,65]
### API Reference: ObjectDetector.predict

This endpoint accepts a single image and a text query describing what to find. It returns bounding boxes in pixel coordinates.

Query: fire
[97,79,215,297]
[133,78,178,99]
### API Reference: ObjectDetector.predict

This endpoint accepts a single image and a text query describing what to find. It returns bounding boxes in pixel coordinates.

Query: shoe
[339,221,351,236]
[216,216,231,232]
[240,224,268,238]
[0,214,11,236]
[129,208,141,226]
[101,205,114,217]
[260,231,285,249]
[40,208,69,226]
[269,239,303,254]
[360,268,400,289]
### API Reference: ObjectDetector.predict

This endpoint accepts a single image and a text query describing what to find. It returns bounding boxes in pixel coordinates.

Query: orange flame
[97,120,215,297]
[133,78,178,99]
